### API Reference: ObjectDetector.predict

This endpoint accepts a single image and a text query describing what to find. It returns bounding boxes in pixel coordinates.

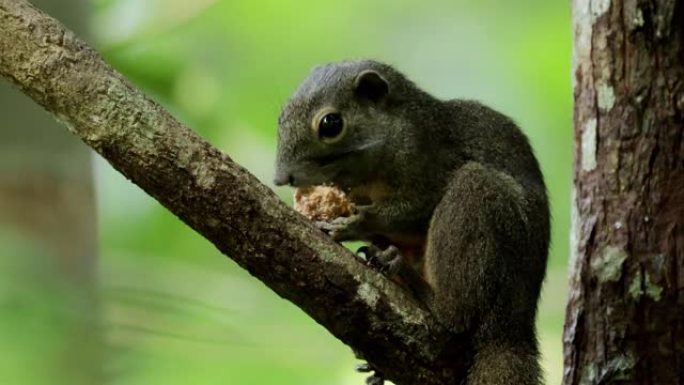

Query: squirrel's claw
[357,244,403,277]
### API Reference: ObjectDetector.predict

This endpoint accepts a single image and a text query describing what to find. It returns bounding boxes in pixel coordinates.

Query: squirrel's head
[274,60,416,188]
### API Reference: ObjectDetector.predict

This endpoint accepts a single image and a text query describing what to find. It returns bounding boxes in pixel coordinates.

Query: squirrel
[274,60,550,385]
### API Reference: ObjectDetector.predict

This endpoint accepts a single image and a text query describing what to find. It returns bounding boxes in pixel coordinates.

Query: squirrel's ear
[353,70,389,103]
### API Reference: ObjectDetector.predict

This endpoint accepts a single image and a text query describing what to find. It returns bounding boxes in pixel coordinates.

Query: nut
[294,185,355,221]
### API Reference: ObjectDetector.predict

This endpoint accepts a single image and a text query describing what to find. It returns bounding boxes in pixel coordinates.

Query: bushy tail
[467,342,543,385]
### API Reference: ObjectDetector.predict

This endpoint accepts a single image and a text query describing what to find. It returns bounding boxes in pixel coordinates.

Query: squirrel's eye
[317,113,345,142]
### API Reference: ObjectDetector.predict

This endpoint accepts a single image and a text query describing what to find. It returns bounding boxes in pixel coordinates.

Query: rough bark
[0,1,470,384]
[566,0,684,384]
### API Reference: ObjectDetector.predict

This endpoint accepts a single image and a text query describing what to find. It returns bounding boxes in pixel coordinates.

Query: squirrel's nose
[273,171,294,186]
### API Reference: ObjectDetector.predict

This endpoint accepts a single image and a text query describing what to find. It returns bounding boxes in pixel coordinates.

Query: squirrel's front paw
[357,244,403,276]
[314,205,371,241]
[314,214,361,241]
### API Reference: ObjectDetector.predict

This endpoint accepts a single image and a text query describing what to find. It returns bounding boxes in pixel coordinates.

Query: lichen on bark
[565,1,684,384]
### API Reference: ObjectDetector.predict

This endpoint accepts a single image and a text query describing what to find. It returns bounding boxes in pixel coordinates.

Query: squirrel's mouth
[308,149,354,167]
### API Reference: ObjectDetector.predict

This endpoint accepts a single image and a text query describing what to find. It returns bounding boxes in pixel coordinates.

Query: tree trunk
[565,0,683,384]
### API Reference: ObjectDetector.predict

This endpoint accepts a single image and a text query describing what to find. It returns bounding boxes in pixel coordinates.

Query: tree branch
[0,1,469,383]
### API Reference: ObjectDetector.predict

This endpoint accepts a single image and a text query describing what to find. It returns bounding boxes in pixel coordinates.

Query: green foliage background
[1,0,572,384]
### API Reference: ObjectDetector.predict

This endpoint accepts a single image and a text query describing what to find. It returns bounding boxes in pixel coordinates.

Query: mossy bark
[566,0,683,383]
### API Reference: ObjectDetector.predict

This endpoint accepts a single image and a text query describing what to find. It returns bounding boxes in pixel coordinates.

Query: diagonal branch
[0,1,469,384]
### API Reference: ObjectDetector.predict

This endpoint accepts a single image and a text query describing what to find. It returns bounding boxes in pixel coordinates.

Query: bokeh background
[0,0,572,384]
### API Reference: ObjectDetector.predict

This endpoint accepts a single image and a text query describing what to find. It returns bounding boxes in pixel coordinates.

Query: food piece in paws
[293,185,356,222]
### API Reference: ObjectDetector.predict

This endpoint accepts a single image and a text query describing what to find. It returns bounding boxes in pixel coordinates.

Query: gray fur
[275,60,549,385]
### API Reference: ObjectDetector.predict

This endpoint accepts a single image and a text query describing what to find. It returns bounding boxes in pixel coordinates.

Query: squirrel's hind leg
[424,162,543,385]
